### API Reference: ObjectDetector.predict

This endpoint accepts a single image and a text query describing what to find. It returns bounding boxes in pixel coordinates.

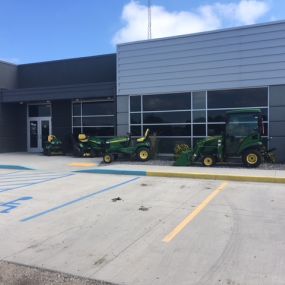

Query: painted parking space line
[20,176,141,222]
[0,197,33,214]
[162,181,229,243]
[0,171,73,193]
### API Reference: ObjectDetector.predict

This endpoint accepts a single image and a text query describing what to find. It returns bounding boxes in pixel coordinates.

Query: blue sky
[0,0,284,64]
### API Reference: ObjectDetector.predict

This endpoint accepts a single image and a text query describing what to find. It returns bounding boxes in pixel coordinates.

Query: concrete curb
[75,168,285,184]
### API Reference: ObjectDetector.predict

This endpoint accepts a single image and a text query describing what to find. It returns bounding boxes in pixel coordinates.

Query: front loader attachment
[174,149,194,166]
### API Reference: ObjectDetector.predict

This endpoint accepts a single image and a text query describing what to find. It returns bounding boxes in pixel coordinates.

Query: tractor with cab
[174,109,275,168]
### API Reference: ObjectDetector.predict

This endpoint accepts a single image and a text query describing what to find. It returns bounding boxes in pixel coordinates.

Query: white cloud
[112,0,270,44]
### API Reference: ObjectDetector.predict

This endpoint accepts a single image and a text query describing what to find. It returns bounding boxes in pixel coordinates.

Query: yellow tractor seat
[136,128,150,143]
[78,133,89,143]
[48,135,56,143]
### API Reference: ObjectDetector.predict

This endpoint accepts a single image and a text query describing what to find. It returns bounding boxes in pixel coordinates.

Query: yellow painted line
[147,171,285,184]
[162,181,229,243]
[68,163,97,167]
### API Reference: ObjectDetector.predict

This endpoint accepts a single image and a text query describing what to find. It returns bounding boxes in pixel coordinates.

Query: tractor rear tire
[103,153,114,164]
[242,149,262,168]
[137,148,150,162]
[202,155,216,167]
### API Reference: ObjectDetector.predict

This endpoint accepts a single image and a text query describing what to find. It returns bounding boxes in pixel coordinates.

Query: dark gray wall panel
[269,85,285,161]
[270,137,285,163]
[0,61,17,89]
[2,82,116,102]
[0,103,26,152]
[117,21,285,95]
[18,54,116,88]
[117,95,129,136]
[270,85,285,106]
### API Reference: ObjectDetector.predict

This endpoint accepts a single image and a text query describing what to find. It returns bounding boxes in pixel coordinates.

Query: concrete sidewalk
[0,153,284,184]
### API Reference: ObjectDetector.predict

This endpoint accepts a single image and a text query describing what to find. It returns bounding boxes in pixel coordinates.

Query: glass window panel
[143,111,191,124]
[131,113,141,124]
[73,103,81,116]
[29,121,38,148]
[29,104,51,117]
[82,101,114,116]
[130,96,141,112]
[156,138,192,153]
[208,88,268,108]
[192,91,206,109]
[208,110,228,122]
[73,117,81,126]
[208,124,225,136]
[143,125,191,136]
[131,126,142,136]
[193,124,206,136]
[143,93,191,111]
[193,111,206,123]
[82,127,114,136]
[82,116,114,126]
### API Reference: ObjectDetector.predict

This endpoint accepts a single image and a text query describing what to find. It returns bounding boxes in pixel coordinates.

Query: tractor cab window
[226,113,260,137]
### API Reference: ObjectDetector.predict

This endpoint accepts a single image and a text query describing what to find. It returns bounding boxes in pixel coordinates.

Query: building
[1,21,285,161]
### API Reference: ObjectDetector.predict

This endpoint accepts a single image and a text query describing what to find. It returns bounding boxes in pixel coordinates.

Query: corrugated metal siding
[117,21,285,95]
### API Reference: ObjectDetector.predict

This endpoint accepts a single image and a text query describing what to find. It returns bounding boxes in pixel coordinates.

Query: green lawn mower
[73,134,105,157]
[43,135,64,156]
[174,109,275,168]
[102,129,151,163]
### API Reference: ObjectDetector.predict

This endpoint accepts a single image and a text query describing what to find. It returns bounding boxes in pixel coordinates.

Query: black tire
[103,153,114,164]
[137,148,150,162]
[202,155,216,167]
[242,149,262,168]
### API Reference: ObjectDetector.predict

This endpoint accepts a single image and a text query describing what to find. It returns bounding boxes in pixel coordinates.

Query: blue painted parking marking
[0,197,33,214]
[0,171,73,193]
[21,176,141,222]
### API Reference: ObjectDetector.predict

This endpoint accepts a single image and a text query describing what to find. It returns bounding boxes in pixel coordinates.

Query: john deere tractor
[43,135,64,156]
[175,109,275,168]
[73,134,105,157]
[103,129,151,163]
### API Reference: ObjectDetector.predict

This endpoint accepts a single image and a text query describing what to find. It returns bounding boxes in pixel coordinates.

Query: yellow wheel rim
[104,155,111,163]
[139,150,149,160]
[204,157,213,166]
[246,153,258,165]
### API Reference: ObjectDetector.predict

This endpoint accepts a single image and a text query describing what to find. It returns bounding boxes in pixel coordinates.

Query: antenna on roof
[148,0,152,39]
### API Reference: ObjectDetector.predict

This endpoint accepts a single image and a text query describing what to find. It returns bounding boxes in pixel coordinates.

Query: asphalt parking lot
[0,165,285,285]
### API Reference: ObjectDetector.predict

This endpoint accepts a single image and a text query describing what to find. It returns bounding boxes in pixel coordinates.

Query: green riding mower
[174,109,275,168]
[103,129,151,163]
[43,135,64,156]
[73,134,105,157]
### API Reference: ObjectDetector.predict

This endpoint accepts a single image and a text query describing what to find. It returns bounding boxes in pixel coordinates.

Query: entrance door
[28,117,51,152]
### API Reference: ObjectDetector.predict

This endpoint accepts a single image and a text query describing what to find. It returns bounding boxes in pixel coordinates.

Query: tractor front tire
[103,153,114,164]
[202,155,216,167]
[242,149,262,168]
[137,148,150,162]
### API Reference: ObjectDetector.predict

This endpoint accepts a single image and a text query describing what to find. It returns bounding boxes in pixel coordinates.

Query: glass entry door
[28,117,51,152]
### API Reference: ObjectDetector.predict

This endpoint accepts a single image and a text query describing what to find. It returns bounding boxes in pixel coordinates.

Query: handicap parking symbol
[0,197,33,214]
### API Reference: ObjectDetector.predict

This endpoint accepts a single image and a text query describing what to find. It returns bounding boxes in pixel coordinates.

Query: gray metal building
[117,20,285,161]
[0,20,285,161]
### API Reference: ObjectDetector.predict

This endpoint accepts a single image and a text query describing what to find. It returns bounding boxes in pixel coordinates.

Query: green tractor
[103,129,151,163]
[175,109,275,168]
[43,135,64,156]
[73,134,105,157]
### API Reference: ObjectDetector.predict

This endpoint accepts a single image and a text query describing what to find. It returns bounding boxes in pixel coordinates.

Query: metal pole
[148,0,152,39]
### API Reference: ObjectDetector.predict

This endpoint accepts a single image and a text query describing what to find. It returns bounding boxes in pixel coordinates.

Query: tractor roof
[226,109,261,115]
